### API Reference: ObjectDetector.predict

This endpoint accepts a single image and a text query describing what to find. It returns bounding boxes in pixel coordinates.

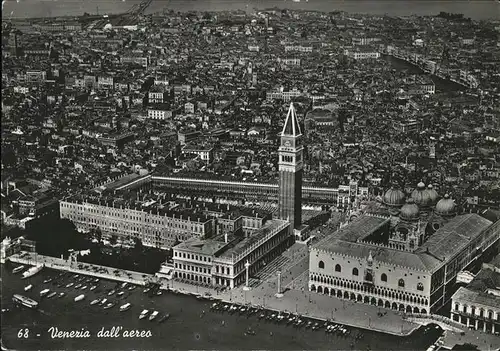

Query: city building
[450,260,500,334]
[59,195,214,249]
[308,185,499,315]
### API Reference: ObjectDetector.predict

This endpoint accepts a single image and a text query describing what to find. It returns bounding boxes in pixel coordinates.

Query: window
[365,272,373,282]
[455,304,459,311]
[417,283,424,291]
[318,261,325,269]
[352,268,359,276]
[335,264,341,273]
[398,279,405,288]
[381,273,387,282]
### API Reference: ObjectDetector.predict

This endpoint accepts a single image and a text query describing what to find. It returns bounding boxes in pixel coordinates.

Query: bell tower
[278,103,303,230]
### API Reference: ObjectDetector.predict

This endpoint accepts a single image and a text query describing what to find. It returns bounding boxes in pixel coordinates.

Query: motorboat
[128,285,136,291]
[148,311,159,321]
[43,278,53,284]
[74,294,85,302]
[117,291,125,297]
[12,294,39,309]
[121,282,128,289]
[158,313,170,323]
[75,284,82,289]
[120,303,131,312]
[40,289,50,297]
[58,292,65,298]
[90,286,97,291]
[90,299,100,305]
[143,287,151,294]
[12,265,25,274]
[81,286,88,290]
[139,309,149,319]
[66,283,74,288]
[22,265,44,279]
[24,285,33,292]
[103,302,116,310]
[99,298,108,305]
[156,291,163,296]
[108,290,116,296]
[47,292,57,298]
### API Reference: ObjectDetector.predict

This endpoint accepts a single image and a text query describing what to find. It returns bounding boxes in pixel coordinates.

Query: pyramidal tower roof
[281,103,302,137]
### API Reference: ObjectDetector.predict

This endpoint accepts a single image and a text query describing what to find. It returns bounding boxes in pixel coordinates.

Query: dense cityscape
[1,2,500,351]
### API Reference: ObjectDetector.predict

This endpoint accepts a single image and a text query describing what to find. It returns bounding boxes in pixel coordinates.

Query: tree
[110,234,118,245]
[133,237,143,251]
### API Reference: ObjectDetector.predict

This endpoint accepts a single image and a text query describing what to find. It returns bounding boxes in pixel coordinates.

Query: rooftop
[173,237,227,256]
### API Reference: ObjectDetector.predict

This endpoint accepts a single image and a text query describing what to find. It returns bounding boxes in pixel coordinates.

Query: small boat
[139,309,149,319]
[156,291,162,296]
[81,286,88,290]
[94,278,100,283]
[108,290,116,296]
[40,289,50,297]
[22,265,44,279]
[128,285,136,291]
[90,299,100,305]
[43,278,53,284]
[100,298,108,305]
[12,265,25,274]
[12,294,39,309]
[24,285,33,292]
[103,302,116,310]
[121,282,128,289]
[90,286,97,291]
[246,327,256,336]
[75,284,82,289]
[158,313,170,323]
[47,292,57,298]
[74,294,85,302]
[66,283,74,288]
[58,292,65,298]
[143,288,151,294]
[149,311,159,321]
[117,291,125,297]
[120,303,131,312]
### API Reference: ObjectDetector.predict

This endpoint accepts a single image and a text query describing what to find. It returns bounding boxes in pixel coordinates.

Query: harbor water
[2,0,499,20]
[1,264,442,350]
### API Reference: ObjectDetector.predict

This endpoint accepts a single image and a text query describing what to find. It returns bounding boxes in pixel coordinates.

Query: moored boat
[58,292,65,298]
[43,278,53,284]
[24,284,33,292]
[103,302,116,310]
[149,311,159,321]
[120,303,131,312]
[12,265,25,274]
[117,291,125,297]
[90,299,100,305]
[158,313,170,323]
[74,294,85,302]
[75,283,82,289]
[81,286,88,290]
[100,298,108,305]
[12,294,39,309]
[139,309,149,319]
[90,285,97,291]
[108,289,116,296]
[40,289,50,297]
[22,265,44,279]
[66,283,74,288]
[47,292,57,298]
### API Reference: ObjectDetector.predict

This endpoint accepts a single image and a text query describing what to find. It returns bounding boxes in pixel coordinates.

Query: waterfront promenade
[8,251,499,350]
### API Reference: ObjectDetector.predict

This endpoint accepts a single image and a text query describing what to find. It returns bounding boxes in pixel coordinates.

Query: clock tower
[278,103,303,230]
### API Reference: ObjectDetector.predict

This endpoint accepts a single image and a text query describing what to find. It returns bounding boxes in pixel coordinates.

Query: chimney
[224,233,228,243]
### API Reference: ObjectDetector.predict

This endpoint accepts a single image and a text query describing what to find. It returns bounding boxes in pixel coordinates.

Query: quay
[7,252,500,350]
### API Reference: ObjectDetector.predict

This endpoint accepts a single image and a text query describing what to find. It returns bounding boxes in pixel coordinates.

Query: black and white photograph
[1,0,500,350]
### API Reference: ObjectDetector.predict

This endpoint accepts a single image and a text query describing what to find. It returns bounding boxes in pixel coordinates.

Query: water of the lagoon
[2,0,499,20]
[1,265,443,350]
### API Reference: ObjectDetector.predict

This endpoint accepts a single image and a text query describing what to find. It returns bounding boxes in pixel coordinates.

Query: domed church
[308,182,499,315]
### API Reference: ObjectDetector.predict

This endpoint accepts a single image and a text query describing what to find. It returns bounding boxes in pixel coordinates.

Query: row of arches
[316,263,424,291]
[310,276,429,305]
[310,284,428,314]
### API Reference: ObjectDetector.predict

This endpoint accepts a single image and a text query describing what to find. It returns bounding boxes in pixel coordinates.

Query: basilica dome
[435,194,456,216]
[411,182,432,208]
[425,184,439,206]
[400,199,420,221]
[383,188,406,207]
